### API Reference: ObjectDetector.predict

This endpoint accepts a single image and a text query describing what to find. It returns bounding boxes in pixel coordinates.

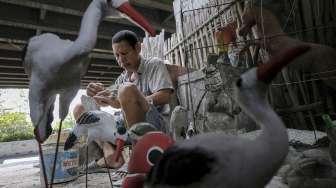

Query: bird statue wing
[64,110,102,150]
[76,111,101,126]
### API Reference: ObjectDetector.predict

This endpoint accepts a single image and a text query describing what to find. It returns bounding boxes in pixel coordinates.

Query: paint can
[40,130,79,185]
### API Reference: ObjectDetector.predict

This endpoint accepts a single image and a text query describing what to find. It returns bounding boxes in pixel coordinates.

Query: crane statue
[122,45,310,188]
[23,1,155,186]
[22,0,155,143]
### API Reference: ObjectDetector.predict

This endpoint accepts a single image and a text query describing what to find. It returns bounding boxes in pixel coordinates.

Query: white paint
[3,156,38,165]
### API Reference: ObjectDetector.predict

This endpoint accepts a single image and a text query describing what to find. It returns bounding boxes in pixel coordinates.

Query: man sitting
[73,30,174,169]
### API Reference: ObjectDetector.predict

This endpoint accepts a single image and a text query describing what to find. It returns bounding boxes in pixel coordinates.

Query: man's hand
[93,89,120,108]
[86,82,105,97]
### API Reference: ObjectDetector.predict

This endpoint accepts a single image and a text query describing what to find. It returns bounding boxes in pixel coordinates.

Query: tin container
[40,131,79,185]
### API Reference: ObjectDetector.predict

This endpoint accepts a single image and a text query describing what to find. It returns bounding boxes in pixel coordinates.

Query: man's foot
[79,160,109,174]
[102,153,125,169]
[111,162,128,181]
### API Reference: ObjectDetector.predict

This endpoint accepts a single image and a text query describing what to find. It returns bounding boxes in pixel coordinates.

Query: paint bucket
[40,130,79,185]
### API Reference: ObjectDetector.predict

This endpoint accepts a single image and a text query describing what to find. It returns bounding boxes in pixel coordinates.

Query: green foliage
[0,112,76,142]
[0,112,34,142]
[52,114,75,133]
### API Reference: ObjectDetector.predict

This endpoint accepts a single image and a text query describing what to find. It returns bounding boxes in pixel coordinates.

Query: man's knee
[118,83,140,103]
[73,104,86,120]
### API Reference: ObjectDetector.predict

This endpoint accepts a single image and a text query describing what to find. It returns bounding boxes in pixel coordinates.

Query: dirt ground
[0,157,121,188]
[0,129,327,188]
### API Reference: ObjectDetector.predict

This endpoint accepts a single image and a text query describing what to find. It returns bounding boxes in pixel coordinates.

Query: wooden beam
[0,38,115,59]
[0,19,112,40]
[0,79,114,84]
[129,0,172,12]
[0,74,116,82]
[0,0,173,33]
[0,61,23,68]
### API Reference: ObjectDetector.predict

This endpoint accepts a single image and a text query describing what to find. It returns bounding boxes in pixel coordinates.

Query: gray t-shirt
[114,56,174,112]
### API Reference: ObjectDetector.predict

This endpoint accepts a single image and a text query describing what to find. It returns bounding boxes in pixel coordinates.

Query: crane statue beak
[117,2,156,36]
[257,45,310,84]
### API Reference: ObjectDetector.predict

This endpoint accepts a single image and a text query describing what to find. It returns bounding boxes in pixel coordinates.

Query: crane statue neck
[236,68,288,159]
[70,0,107,57]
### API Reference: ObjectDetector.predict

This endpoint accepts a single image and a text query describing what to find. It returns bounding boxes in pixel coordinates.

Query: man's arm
[86,82,105,97]
[146,88,173,106]
[93,89,121,108]
[147,59,175,106]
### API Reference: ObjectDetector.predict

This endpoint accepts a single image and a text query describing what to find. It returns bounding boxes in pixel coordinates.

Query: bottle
[322,114,336,164]
[113,111,127,162]
[322,114,336,143]
[114,111,126,135]
[186,112,196,139]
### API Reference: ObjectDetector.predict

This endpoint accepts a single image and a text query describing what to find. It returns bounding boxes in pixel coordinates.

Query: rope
[271,76,336,87]
[309,69,336,76]
[50,120,63,187]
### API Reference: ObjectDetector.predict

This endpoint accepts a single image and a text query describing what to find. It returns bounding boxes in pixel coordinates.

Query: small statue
[322,114,336,164]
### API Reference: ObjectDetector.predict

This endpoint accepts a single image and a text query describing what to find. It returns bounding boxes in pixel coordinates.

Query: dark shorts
[145,104,166,132]
[114,105,166,133]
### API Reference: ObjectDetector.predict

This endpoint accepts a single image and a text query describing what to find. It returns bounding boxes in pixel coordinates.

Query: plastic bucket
[40,131,79,185]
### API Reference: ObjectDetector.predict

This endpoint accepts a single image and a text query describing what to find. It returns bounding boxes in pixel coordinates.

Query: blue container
[40,143,79,185]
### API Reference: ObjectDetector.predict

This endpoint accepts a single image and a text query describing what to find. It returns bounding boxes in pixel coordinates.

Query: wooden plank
[193,32,203,68]
[209,20,217,54]
[199,26,208,64]
[190,41,197,68]
[177,32,186,67]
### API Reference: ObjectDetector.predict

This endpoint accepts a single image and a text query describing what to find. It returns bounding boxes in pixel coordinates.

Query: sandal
[111,163,128,181]
[79,160,109,174]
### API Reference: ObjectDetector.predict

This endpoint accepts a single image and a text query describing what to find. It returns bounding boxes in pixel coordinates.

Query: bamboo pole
[295,72,318,133]
[293,0,304,40]
[312,0,326,44]
[199,25,208,64]
[300,0,317,42]
[164,2,234,56]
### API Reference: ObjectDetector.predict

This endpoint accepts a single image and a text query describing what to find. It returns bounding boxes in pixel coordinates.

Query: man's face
[112,41,141,71]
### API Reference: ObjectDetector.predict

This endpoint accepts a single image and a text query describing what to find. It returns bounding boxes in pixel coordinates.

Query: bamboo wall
[165,0,238,68]
[163,0,336,131]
